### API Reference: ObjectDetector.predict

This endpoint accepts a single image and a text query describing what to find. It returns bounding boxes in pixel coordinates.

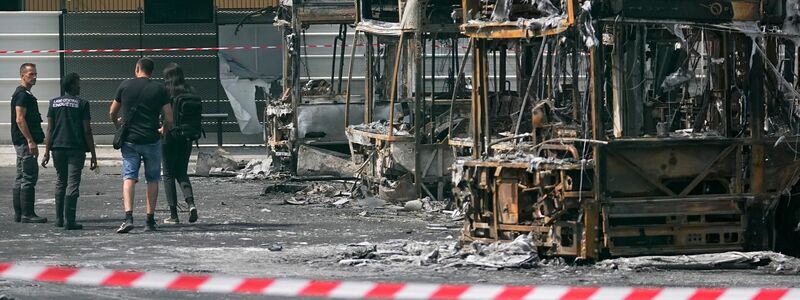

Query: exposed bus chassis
[344,0,467,201]
[453,0,800,259]
[268,0,359,174]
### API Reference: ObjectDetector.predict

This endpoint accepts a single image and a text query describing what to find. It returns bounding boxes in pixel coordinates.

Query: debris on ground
[262,182,308,195]
[426,223,453,231]
[336,234,539,269]
[301,183,340,197]
[284,197,308,205]
[209,167,239,177]
[236,157,273,180]
[341,242,379,260]
[195,149,240,177]
[403,199,424,211]
[332,198,350,207]
[357,196,387,209]
[463,234,539,268]
[378,177,417,203]
[296,145,358,178]
[443,204,466,221]
[284,182,350,206]
[196,148,281,179]
[401,197,444,212]
[596,251,800,273]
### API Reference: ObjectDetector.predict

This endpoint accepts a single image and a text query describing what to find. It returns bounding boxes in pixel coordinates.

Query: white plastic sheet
[218,53,267,135]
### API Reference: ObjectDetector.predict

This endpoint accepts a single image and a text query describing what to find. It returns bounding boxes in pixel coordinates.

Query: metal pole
[447,39,473,140]
[291,14,301,149]
[481,43,491,155]
[337,25,347,93]
[138,6,143,59]
[414,32,424,197]
[471,42,480,158]
[586,19,604,261]
[365,34,374,123]
[422,37,426,123]
[388,34,405,138]
[430,35,436,141]
[499,46,506,95]
[514,37,547,138]
[750,40,765,195]
[331,25,341,93]
[571,31,580,123]
[344,31,359,128]
[58,0,66,95]
[214,6,223,146]
[748,38,767,250]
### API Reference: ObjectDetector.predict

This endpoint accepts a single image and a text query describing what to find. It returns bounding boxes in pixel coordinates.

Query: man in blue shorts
[109,57,173,233]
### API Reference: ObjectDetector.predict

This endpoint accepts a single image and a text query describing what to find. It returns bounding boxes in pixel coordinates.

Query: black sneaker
[188,206,198,223]
[21,215,48,223]
[116,221,134,233]
[144,222,157,232]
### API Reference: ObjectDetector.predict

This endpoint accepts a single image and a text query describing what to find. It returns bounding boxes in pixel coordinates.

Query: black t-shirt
[114,78,170,144]
[47,95,91,150]
[10,86,45,145]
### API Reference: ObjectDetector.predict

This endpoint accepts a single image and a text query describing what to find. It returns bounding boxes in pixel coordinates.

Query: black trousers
[14,144,38,192]
[162,137,194,207]
[14,144,38,217]
[53,149,85,201]
[53,149,86,222]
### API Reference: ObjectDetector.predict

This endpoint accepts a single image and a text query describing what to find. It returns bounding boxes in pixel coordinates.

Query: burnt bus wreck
[269,0,360,175]
[344,0,468,201]
[452,0,800,259]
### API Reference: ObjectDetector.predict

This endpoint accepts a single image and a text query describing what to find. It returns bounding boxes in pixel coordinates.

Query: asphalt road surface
[1,163,799,299]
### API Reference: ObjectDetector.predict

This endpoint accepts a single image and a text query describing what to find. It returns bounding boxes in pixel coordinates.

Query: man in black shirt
[109,57,173,233]
[10,63,46,223]
[41,73,97,230]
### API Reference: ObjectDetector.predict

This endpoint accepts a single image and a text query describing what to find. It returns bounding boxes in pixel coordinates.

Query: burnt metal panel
[607,0,761,22]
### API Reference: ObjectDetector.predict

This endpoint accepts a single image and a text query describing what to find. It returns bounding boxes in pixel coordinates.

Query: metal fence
[23,0,278,11]
[3,1,276,143]
[62,10,270,137]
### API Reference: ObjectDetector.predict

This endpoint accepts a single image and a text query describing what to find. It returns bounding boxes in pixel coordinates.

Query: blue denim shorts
[121,141,162,183]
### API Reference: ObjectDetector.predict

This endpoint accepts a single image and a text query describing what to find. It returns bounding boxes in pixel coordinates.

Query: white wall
[0,11,61,143]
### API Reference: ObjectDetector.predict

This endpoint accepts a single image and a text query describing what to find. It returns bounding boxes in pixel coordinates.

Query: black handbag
[113,86,148,150]
[112,121,129,150]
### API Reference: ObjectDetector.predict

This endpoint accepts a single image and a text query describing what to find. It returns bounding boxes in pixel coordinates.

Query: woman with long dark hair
[161,62,198,224]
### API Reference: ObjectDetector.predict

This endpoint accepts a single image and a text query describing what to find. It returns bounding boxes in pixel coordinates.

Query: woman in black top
[161,63,198,224]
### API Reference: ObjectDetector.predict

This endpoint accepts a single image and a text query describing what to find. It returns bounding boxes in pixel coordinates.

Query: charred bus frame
[269,0,358,174]
[344,0,468,201]
[453,0,800,259]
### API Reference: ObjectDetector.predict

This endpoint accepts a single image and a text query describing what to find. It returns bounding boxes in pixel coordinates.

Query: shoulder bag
[112,86,149,150]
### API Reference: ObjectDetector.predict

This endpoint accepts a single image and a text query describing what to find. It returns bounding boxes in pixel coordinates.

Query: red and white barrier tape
[0,43,474,54]
[0,45,282,54]
[0,262,798,299]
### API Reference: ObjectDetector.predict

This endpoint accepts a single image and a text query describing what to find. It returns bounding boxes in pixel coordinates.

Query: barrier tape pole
[0,262,798,299]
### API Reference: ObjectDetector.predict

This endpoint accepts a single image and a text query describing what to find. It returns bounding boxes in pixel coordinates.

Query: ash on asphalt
[1,167,799,299]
